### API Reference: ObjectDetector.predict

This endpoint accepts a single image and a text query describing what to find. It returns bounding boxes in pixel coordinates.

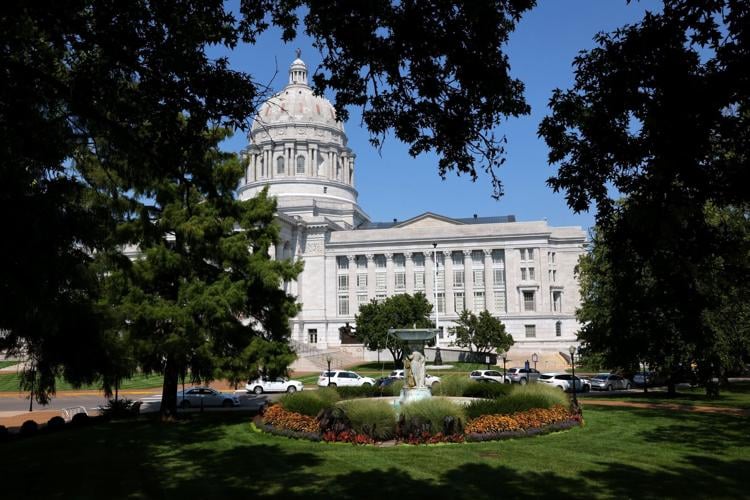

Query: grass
[580,381,750,410]
[339,399,397,440]
[0,360,19,370]
[0,405,747,499]
[0,372,166,393]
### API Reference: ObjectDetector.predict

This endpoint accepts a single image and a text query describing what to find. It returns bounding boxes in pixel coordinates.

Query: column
[404,251,414,294]
[348,254,357,315]
[366,254,376,299]
[267,148,274,179]
[463,250,474,311]
[385,252,394,297]
[443,250,453,315]
[484,249,493,313]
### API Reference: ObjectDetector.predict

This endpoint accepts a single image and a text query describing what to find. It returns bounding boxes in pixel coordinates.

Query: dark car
[375,376,399,388]
[632,371,667,388]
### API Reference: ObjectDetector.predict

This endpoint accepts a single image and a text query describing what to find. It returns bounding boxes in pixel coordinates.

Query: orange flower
[262,404,319,433]
[465,405,572,434]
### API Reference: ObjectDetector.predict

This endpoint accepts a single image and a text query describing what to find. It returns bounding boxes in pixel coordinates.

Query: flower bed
[259,400,582,445]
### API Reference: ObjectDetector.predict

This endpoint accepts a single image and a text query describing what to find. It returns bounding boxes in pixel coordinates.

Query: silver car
[506,367,541,384]
[177,387,241,408]
[469,369,509,384]
[590,373,631,391]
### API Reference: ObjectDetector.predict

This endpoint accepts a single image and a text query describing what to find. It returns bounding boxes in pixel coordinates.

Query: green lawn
[0,360,19,370]
[580,381,750,410]
[0,406,747,499]
[0,372,165,393]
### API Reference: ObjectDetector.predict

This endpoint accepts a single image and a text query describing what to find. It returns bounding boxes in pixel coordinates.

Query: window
[375,272,386,290]
[414,271,425,289]
[375,293,386,303]
[259,157,265,177]
[452,251,464,267]
[471,250,484,265]
[552,270,557,282]
[493,268,505,286]
[336,256,349,270]
[552,291,562,312]
[492,250,504,265]
[338,295,349,315]
[454,292,465,312]
[437,292,445,314]
[453,270,465,287]
[521,268,528,281]
[548,251,556,264]
[276,155,285,174]
[375,255,386,269]
[525,324,536,338]
[413,253,424,268]
[356,255,367,269]
[308,329,317,343]
[337,274,349,291]
[357,273,368,289]
[433,252,444,267]
[556,321,562,337]
[394,272,406,290]
[523,291,536,311]
[357,293,368,309]
[528,267,535,280]
[474,291,485,311]
[494,291,506,312]
[394,254,405,268]
[521,267,535,280]
[473,269,485,287]
[436,270,445,289]
[296,155,305,174]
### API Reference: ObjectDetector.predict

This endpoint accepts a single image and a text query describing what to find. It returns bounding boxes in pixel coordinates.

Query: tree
[354,293,433,367]
[452,310,514,357]
[539,1,750,395]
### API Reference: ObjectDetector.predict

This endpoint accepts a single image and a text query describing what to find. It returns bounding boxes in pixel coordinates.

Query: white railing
[62,406,88,421]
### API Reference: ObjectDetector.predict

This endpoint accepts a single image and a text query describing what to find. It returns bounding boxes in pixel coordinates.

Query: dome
[251,55,344,134]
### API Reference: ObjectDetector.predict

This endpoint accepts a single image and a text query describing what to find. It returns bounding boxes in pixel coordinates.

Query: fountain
[388,328,437,405]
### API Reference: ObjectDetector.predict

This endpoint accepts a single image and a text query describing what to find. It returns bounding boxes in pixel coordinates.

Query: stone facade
[240,57,586,361]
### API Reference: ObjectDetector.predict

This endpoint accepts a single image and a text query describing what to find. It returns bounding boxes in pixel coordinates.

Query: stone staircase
[288,340,362,373]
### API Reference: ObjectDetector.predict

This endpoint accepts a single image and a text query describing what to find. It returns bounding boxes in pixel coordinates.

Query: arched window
[296,155,305,174]
[276,156,285,174]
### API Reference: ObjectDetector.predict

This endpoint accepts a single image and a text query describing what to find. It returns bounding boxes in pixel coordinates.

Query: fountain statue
[389,328,437,404]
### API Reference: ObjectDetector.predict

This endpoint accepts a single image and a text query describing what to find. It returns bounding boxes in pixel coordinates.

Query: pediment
[394,212,464,229]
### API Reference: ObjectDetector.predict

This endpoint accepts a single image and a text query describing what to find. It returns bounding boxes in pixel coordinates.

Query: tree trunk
[160,355,180,421]
[667,379,676,396]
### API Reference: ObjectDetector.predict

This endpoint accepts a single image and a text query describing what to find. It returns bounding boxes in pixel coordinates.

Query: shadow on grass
[635,410,750,452]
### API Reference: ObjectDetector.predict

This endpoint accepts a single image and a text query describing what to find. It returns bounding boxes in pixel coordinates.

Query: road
[0,390,285,416]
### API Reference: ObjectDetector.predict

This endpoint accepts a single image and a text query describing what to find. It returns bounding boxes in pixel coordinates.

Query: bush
[399,397,466,435]
[70,413,90,426]
[46,416,66,432]
[466,384,569,417]
[280,389,340,417]
[339,399,396,440]
[100,398,139,419]
[431,376,472,397]
[0,425,9,442]
[462,382,513,399]
[335,385,381,399]
[20,420,38,437]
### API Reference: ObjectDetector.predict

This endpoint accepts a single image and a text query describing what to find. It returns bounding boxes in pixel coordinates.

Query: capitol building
[239,56,586,365]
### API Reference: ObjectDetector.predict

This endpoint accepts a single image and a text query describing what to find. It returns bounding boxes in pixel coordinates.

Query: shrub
[335,385,380,399]
[399,398,466,436]
[462,382,513,399]
[70,413,90,426]
[100,398,139,419]
[46,416,66,432]
[280,389,340,417]
[339,399,397,440]
[20,420,38,437]
[431,376,471,397]
[262,404,319,433]
[0,425,8,442]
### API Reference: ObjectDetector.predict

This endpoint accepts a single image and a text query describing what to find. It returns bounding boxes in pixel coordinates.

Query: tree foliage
[354,293,433,367]
[452,310,514,356]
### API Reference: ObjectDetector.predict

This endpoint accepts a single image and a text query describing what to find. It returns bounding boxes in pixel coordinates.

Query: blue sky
[218,1,661,232]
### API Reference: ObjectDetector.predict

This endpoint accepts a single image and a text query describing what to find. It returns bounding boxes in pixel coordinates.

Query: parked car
[388,369,441,387]
[375,376,399,388]
[469,369,509,384]
[317,370,376,388]
[539,373,590,392]
[177,387,240,409]
[632,371,667,388]
[589,373,631,391]
[246,377,304,394]
[506,367,541,384]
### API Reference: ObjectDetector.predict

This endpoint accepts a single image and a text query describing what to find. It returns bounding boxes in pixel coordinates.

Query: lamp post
[432,242,439,338]
[326,354,332,386]
[485,355,491,370]
[569,345,578,405]
[531,352,538,371]
[500,352,508,383]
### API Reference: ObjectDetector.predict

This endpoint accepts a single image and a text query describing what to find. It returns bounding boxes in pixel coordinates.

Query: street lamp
[569,345,578,405]
[326,354,332,386]
[500,351,508,383]
[531,352,538,371]
[432,242,439,338]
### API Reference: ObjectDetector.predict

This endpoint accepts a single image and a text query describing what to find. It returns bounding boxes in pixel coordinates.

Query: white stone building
[239,56,586,365]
